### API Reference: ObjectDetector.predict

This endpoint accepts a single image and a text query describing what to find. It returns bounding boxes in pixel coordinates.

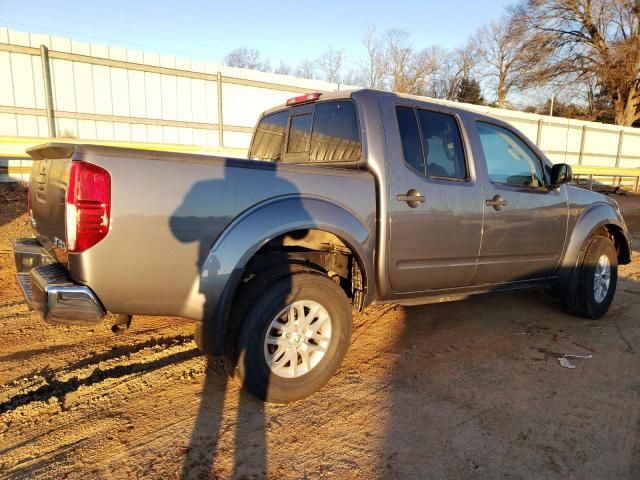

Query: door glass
[476,122,545,188]
[310,101,361,162]
[396,106,425,174]
[249,110,288,161]
[417,110,467,179]
[287,113,312,154]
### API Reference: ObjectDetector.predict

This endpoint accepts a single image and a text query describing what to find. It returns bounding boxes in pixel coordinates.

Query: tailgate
[27,144,75,254]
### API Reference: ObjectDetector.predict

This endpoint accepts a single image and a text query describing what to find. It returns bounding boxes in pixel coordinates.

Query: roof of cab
[261,88,505,126]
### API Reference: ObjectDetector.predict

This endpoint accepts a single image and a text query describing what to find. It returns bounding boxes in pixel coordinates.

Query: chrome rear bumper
[13,238,106,326]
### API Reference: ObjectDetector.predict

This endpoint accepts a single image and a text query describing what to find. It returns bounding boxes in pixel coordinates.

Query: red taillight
[286,92,322,106]
[65,161,111,252]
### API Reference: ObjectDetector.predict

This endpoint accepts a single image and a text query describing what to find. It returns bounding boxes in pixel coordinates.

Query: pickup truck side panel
[61,147,376,320]
[553,187,631,294]
[198,196,374,353]
[463,114,570,284]
[378,95,485,293]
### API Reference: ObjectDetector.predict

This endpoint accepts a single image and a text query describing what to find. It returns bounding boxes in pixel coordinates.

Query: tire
[563,235,618,319]
[226,265,352,403]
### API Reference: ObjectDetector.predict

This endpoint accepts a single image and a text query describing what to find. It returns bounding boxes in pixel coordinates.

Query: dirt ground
[1,184,639,480]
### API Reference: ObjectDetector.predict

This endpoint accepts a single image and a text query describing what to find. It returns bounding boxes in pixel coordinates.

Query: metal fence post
[217,71,224,147]
[40,45,56,138]
[615,129,624,167]
[536,119,543,146]
[578,125,587,165]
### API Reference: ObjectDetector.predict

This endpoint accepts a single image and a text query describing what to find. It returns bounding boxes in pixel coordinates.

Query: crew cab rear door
[386,102,484,292]
[470,120,568,284]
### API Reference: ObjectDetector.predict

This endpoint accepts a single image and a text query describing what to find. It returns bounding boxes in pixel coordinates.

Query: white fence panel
[0,52,14,106]
[51,58,77,112]
[620,133,640,168]
[11,53,37,108]
[0,27,639,170]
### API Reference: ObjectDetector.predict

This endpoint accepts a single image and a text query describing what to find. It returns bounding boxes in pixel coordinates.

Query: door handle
[486,194,508,211]
[397,189,425,208]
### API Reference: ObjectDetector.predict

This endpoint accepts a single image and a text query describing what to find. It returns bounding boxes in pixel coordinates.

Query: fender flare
[196,195,373,355]
[554,202,630,296]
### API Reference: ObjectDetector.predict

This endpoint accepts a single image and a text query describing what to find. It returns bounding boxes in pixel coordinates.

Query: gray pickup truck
[13,89,631,402]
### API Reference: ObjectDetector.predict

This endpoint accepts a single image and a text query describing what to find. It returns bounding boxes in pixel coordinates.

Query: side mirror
[549,163,572,188]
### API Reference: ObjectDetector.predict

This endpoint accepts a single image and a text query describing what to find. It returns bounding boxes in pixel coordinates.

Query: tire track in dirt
[0,337,210,478]
[0,343,199,416]
[2,188,640,479]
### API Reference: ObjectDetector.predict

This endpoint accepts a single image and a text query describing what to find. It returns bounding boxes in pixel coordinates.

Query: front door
[471,121,568,284]
[387,104,484,293]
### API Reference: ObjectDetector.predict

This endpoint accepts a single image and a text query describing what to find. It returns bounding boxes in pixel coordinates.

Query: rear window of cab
[249,100,362,164]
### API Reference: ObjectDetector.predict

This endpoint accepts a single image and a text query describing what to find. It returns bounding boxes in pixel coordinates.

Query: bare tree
[520,0,640,126]
[475,13,550,108]
[382,29,445,95]
[341,68,367,87]
[274,61,292,75]
[317,46,345,84]
[223,47,271,72]
[428,43,480,100]
[362,26,387,89]
[295,59,317,80]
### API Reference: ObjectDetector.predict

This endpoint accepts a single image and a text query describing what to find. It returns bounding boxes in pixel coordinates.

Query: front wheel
[563,235,618,319]
[227,267,352,403]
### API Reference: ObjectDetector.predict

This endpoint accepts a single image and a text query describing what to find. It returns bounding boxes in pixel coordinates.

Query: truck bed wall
[66,148,376,320]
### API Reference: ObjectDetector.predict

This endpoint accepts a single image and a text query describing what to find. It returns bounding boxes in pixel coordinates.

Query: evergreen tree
[456,76,484,105]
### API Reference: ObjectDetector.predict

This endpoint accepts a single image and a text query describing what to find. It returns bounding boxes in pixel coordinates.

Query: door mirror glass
[550,163,572,188]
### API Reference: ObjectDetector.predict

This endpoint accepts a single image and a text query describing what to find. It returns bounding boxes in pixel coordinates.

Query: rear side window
[396,106,425,173]
[249,110,288,161]
[476,122,545,188]
[417,110,467,179]
[287,113,313,154]
[250,100,361,164]
[310,101,361,162]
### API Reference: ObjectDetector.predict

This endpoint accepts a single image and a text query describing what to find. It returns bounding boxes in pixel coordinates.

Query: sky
[0,0,513,71]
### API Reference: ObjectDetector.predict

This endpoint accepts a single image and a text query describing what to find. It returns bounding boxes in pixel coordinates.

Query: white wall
[0,28,341,149]
[1,27,639,168]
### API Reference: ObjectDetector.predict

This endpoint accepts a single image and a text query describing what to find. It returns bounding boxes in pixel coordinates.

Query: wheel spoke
[287,306,296,325]
[593,254,612,304]
[300,349,311,371]
[305,343,327,353]
[265,333,282,345]
[271,345,285,362]
[301,304,320,329]
[264,299,333,378]
[312,312,330,330]
[289,352,298,377]
[311,333,331,344]
[271,349,295,372]
[295,303,305,325]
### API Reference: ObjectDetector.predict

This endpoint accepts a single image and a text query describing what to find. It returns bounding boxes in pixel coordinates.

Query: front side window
[417,110,467,179]
[249,110,289,161]
[476,122,545,188]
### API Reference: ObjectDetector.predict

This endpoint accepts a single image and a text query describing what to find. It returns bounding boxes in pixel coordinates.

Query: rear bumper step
[13,238,106,326]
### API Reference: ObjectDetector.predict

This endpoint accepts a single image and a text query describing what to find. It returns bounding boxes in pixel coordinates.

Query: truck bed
[26,143,376,321]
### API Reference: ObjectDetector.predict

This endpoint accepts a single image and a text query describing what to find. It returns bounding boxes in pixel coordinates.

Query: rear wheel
[563,235,618,319]
[226,266,352,403]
